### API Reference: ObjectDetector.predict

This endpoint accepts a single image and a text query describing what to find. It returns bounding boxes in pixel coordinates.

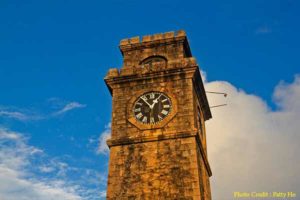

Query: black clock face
[133,92,172,124]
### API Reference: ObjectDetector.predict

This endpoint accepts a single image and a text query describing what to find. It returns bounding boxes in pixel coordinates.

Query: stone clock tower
[104,30,212,200]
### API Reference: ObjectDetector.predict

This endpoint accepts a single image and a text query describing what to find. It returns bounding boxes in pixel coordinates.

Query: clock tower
[104,30,212,199]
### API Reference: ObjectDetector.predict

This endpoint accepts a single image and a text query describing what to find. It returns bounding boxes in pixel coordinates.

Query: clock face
[133,92,172,124]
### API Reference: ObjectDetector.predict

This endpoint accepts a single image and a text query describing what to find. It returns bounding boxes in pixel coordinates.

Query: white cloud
[0,128,42,171]
[200,70,207,83]
[0,128,105,200]
[39,165,55,173]
[0,110,42,121]
[0,111,30,121]
[0,130,20,140]
[95,72,300,199]
[0,128,82,200]
[99,191,106,198]
[97,123,111,155]
[0,173,82,200]
[0,100,86,121]
[273,76,300,112]
[205,74,300,199]
[53,102,86,116]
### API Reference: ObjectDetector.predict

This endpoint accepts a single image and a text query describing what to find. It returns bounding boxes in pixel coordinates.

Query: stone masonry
[104,30,212,200]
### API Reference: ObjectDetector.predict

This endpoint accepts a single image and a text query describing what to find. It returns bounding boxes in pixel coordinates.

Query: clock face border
[127,89,178,130]
[133,91,172,124]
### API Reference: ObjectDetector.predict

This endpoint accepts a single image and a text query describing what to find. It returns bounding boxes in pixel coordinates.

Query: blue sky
[0,0,299,199]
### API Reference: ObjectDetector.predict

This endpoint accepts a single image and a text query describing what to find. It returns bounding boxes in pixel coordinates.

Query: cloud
[52,102,86,116]
[97,123,111,155]
[0,128,104,200]
[39,165,56,173]
[0,100,86,121]
[0,109,42,121]
[0,130,20,140]
[205,74,300,199]
[95,72,300,199]
[0,111,31,121]
[0,128,82,200]
[255,26,272,35]
[200,70,207,83]
[99,191,106,198]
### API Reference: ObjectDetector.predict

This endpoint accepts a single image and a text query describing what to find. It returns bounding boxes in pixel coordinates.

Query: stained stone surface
[105,30,212,200]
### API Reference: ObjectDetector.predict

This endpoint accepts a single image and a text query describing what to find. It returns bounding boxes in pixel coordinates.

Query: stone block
[153,33,163,40]
[120,38,130,46]
[130,36,140,44]
[105,68,119,78]
[164,31,175,39]
[142,35,152,42]
[177,30,186,37]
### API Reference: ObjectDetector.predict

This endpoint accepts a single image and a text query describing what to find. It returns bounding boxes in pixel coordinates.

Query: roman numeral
[149,92,155,99]
[150,117,155,123]
[158,115,163,121]
[141,95,148,101]
[136,113,143,119]
[163,104,170,108]
[162,98,168,103]
[134,108,141,112]
[161,110,168,115]
[142,116,147,123]
[136,102,142,106]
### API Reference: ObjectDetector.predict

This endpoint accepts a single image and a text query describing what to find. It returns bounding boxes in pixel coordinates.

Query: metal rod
[206,91,227,97]
[210,104,227,108]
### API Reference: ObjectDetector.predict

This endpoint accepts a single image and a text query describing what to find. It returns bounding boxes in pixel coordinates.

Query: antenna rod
[206,91,227,97]
[210,104,227,108]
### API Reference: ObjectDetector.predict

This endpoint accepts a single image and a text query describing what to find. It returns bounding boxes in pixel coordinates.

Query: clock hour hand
[150,94,162,108]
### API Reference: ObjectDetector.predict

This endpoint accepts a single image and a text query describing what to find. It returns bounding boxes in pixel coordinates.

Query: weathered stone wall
[105,30,212,200]
[110,75,195,140]
[107,137,203,199]
[119,30,189,70]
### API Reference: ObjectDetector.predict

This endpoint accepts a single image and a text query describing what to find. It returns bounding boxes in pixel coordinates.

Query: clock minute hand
[141,97,152,108]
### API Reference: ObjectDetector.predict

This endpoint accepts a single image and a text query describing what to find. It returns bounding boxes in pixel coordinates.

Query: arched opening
[140,56,167,68]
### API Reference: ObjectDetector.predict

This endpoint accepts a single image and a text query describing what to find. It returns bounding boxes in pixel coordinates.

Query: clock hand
[150,107,154,122]
[150,94,163,108]
[140,97,152,108]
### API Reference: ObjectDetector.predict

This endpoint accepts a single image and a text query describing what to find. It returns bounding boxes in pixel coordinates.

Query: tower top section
[105,30,212,120]
[119,30,192,58]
